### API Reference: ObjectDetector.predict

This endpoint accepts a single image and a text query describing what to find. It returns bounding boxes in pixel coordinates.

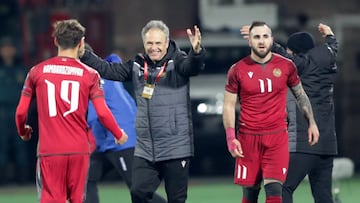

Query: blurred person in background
[0,36,29,185]
[224,21,319,203]
[80,20,205,203]
[0,0,21,39]
[271,23,339,203]
[15,19,128,203]
[85,52,166,203]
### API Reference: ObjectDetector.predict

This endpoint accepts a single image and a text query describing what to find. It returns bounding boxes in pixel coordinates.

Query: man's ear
[54,38,59,46]
[79,37,86,49]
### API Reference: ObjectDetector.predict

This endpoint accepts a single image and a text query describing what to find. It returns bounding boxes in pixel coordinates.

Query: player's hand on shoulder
[116,129,128,145]
[20,125,33,141]
[240,25,250,39]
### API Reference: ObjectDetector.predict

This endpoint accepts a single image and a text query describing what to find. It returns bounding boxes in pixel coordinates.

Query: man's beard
[252,47,271,59]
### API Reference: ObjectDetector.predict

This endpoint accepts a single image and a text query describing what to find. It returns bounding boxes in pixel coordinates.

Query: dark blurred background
[1,0,360,185]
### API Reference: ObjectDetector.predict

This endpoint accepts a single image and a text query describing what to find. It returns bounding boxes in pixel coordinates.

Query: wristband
[226,128,237,151]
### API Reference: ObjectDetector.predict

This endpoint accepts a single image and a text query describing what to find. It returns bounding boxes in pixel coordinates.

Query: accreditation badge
[141,83,155,99]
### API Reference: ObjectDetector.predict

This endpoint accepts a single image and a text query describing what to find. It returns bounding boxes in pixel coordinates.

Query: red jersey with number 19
[225,53,300,134]
[22,56,104,156]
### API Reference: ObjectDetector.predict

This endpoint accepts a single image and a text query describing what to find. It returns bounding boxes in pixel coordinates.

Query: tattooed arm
[290,83,320,145]
[290,83,316,124]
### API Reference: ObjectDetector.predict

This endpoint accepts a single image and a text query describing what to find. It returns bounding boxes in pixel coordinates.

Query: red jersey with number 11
[225,53,300,134]
[22,56,104,156]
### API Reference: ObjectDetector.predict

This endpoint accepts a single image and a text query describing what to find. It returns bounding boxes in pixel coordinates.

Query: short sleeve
[225,64,239,93]
[287,62,301,88]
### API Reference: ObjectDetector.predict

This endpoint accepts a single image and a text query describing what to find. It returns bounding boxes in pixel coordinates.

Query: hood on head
[287,32,315,54]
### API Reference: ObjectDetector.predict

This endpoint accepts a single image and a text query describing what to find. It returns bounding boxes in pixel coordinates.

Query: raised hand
[318,23,334,37]
[187,25,202,53]
[240,25,251,39]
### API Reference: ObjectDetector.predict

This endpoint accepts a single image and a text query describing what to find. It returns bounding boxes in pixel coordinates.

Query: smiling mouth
[149,51,160,55]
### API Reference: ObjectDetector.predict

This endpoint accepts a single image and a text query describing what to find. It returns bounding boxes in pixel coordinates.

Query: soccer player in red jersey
[15,19,128,203]
[222,21,319,203]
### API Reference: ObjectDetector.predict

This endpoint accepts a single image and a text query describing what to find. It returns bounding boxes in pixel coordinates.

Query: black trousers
[282,152,334,203]
[84,148,166,203]
[130,156,190,203]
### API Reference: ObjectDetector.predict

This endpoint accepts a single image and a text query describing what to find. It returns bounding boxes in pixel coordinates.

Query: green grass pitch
[0,176,359,202]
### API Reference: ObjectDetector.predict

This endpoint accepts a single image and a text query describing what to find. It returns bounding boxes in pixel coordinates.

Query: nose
[258,37,265,44]
[149,45,157,51]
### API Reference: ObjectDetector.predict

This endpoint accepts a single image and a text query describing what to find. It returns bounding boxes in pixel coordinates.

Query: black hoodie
[273,35,338,155]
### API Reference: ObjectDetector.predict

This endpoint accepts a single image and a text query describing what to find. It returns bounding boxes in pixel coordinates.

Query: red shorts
[36,154,90,203]
[234,130,289,186]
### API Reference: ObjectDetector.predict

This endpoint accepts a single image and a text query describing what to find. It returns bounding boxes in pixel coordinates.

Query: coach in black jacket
[273,23,338,203]
[81,20,205,203]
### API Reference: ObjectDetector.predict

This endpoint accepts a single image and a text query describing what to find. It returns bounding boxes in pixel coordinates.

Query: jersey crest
[273,68,282,77]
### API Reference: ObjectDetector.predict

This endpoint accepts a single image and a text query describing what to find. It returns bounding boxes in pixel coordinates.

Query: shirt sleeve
[15,96,32,135]
[81,50,132,81]
[21,69,35,97]
[91,97,123,140]
[175,45,206,76]
[89,72,105,100]
[225,64,239,93]
[287,62,301,88]
[16,69,33,136]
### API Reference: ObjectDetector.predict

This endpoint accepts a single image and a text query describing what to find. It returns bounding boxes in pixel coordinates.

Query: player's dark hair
[52,19,85,49]
[249,21,272,36]
[249,21,267,32]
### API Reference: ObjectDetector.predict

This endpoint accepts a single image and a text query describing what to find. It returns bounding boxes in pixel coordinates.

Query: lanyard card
[141,83,155,99]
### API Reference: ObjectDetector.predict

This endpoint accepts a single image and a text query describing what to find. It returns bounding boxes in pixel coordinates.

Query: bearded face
[248,25,273,61]
[251,44,272,59]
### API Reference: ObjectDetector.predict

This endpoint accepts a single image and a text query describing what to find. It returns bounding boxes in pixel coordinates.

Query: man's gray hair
[141,20,170,42]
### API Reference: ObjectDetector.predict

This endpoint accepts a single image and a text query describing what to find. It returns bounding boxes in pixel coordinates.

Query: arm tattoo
[290,83,316,125]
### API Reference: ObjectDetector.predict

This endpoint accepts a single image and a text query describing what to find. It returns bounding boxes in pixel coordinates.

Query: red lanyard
[143,61,166,83]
